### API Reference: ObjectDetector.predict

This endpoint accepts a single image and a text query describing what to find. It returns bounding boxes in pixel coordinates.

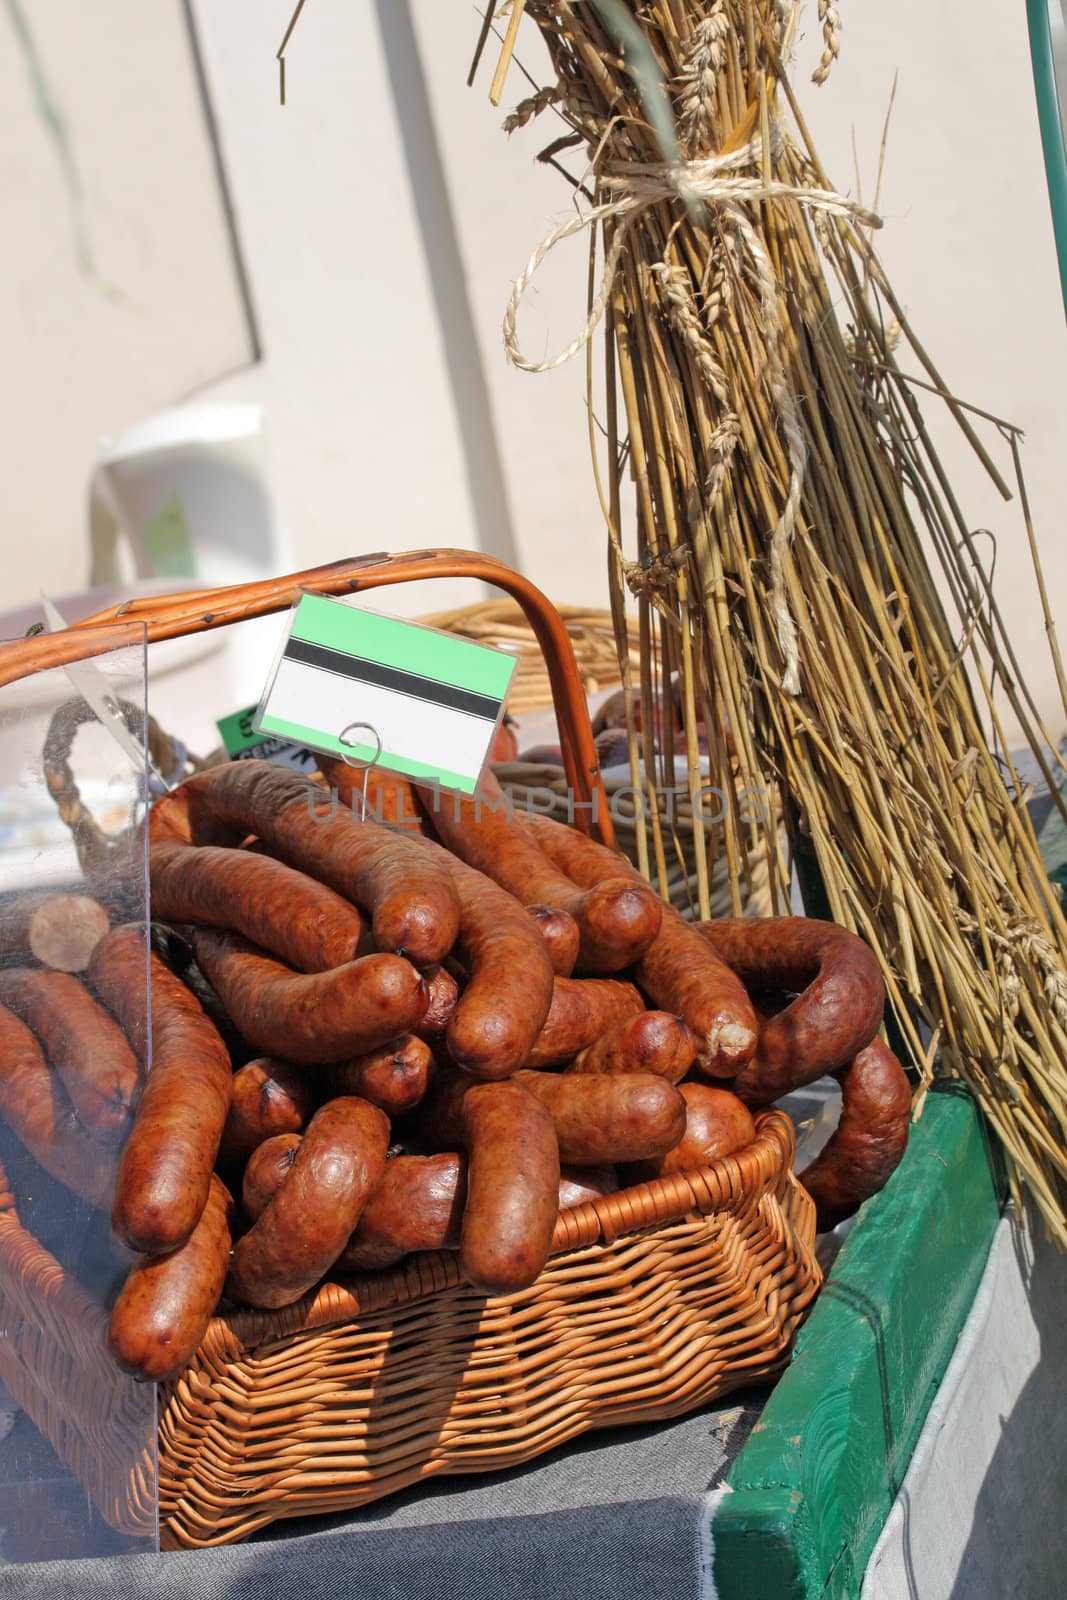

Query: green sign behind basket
[254,594,517,795]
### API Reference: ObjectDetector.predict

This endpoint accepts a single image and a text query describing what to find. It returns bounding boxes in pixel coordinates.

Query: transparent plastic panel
[0,627,158,1562]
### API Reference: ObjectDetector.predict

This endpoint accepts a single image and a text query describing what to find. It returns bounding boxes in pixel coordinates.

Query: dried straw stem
[497,0,1067,1242]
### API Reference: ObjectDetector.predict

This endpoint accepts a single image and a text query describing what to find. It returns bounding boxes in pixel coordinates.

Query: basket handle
[0,551,615,846]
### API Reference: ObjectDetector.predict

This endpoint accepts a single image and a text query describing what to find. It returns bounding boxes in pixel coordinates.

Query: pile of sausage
[0,758,911,1388]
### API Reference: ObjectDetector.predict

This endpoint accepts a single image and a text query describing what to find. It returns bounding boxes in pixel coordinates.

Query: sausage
[150,840,365,973]
[89,927,232,1256]
[0,969,141,1147]
[191,930,427,1064]
[330,1034,434,1115]
[227,1096,390,1308]
[631,1084,757,1180]
[149,785,242,848]
[219,1059,317,1166]
[524,977,643,1069]
[568,1010,694,1083]
[107,1174,234,1382]
[413,966,460,1039]
[421,1073,560,1288]
[160,761,460,964]
[635,910,758,1079]
[426,776,661,974]
[148,924,252,1062]
[526,905,581,978]
[417,838,555,1080]
[457,1080,560,1294]
[0,892,111,972]
[514,1070,686,1165]
[341,1151,467,1269]
[558,1164,618,1208]
[310,767,556,1076]
[241,1132,302,1222]
[316,758,430,836]
[697,918,885,1107]
[798,1037,912,1230]
[0,1003,116,1208]
[340,1155,619,1273]
[340,1237,410,1271]
[527,815,756,1076]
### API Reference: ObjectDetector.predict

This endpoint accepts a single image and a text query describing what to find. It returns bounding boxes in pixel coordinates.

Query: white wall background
[4,1,1066,740]
[0,0,253,598]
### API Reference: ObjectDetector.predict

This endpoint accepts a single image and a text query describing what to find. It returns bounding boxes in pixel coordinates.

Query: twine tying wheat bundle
[503,128,880,696]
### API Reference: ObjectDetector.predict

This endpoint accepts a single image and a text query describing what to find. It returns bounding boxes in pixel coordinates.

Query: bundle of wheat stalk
[480,0,1067,1240]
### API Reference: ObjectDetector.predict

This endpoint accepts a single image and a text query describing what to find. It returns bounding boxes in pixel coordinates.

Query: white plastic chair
[89,402,291,588]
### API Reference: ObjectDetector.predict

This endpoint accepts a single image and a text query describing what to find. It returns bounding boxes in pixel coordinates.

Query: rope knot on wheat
[504,126,880,700]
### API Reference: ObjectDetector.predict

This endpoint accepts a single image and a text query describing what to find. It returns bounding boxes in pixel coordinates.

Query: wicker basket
[0,1181,158,1539]
[0,554,820,1549]
[0,1113,817,1549]
[416,599,645,713]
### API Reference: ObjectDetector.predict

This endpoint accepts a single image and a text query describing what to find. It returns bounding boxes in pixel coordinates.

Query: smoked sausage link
[0,1003,116,1208]
[528,815,756,1075]
[414,966,460,1040]
[557,1164,618,1208]
[341,1151,467,1270]
[167,761,459,964]
[330,1034,434,1116]
[418,838,555,1080]
[568,1010,695,1083]
[0,892,110,973]
[317,759,430,836]
[191,930,427,1064]
[89,927,232,1255]
[514,1070,686,1165]
[107,1175,234,1383]
[633,1084,756,1180]
[633,910,757,1079]
[421,1073,560,1291]
[428,777,661,974]
[242,1132,302,1222]
[0,969,141,1148]
[525,977,643,1069]
[526,905,581,978]
[458,1080,560,1294]
[150,840,365,973]
[798,1037,911,1230]
[226,1097,390,1309]
[219,1059,316,1166]
[697,918,885,1107]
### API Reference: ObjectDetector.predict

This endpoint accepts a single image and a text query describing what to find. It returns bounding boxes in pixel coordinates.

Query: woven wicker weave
[0,1189,157,1539]
[0,1114,816,1549]
[417,599,644,713]
[162,1110,815,1546]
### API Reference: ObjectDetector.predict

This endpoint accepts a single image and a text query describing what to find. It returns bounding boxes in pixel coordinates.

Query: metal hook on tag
[338,722,383,822]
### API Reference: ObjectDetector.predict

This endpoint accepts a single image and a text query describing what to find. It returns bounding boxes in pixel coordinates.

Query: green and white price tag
[216,705,314,772]
[253,594,517,795]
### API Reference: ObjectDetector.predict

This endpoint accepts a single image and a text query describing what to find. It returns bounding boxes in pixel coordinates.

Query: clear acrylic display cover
[0,626,158,1562]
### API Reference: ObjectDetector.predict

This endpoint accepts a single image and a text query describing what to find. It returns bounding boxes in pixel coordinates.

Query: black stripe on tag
[282,638,501,721]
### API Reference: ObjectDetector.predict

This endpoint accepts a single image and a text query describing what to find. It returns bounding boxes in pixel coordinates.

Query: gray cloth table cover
[0,1400,759,1600]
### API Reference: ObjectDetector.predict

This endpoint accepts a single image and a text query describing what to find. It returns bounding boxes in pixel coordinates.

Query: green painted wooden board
[713,1087,1003,1600]
[1028,0,1067,321]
